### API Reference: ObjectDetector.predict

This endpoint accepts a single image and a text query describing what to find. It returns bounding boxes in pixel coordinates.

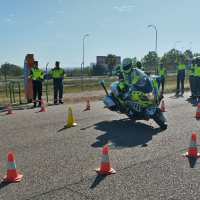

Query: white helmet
[122,58,133,73]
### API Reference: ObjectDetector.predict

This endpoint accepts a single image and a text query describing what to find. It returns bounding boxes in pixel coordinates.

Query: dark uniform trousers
[194,76,200,97]
[158,78,165,91]
[54,82,63,102]
[177,70,185,92]
[189,75,194,95]
[33,81,42,103]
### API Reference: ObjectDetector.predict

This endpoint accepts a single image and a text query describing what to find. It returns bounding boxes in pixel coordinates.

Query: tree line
[1,49,200,78]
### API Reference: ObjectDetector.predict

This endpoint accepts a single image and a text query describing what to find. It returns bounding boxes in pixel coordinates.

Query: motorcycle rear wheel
[152,109,167,129]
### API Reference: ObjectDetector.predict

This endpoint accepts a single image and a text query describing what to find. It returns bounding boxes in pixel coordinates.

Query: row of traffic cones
[6,99,92,114]
[1,145,115,183]
[2,133,200,183]
[160,100,200,118]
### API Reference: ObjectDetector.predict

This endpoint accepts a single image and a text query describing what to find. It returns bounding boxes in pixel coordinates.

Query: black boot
[33,102,36,108]
[175,91,179,95]
[54,101,58,105]
[59,100,64,104]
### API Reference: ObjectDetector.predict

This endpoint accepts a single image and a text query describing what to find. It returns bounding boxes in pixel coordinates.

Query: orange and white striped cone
[1,152,23,182]
[64,107,78,127]
[85,99,92,110]
[7,103,14,114]
[194,103,200,118]
[183,133,200,158]
[95,145,116,175]
[160,100,166,112]
[39,100,45,112]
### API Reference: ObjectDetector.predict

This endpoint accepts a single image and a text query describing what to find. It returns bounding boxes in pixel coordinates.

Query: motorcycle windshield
[132,69,152,93]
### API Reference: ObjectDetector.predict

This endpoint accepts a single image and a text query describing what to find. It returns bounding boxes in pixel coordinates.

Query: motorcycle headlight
[146,91,156,102]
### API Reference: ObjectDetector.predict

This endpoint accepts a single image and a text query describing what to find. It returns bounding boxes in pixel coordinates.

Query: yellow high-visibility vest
[31,68,43,80]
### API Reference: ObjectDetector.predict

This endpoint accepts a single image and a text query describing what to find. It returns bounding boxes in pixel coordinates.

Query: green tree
[160,49,181,71]
[91,64,105,76]
[142,51,158,71]
[132,57,137,67]
[104,54,117,76]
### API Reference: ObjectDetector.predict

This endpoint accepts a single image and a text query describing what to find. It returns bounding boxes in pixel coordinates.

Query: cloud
[46,21,55,24]
[103,16,117,22]
[1,18,14,24]
[115,6,134,12]
[57,10,66,14]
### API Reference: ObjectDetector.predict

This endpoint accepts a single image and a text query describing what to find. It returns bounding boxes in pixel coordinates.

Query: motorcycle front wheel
[152,109,167,129]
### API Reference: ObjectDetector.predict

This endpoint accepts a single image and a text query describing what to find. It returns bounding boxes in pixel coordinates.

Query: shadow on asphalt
[89,119,164,148]
[57,127,70,132]
[188,157,197,168]
[185,98,200,107]
[0,182,11,189]
[90,174,107,189]
[169,94,184,99]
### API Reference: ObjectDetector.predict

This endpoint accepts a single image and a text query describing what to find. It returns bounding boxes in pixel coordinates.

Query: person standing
[193,56,200,100]
[30,61,43,107]
[136,61,145,72]
[156,63,167,94]
[175,54,187,95]
[49,61,66,105]
[188,57,196,98]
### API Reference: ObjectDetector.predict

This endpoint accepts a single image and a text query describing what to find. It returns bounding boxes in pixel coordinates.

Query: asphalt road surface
[0,92,200,200]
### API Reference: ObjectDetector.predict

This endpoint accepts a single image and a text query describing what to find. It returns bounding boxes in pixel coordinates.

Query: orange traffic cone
[95,145,116,175]
[183,133,200,158]
[40,100,45,112]
[2,152,23,182]
[7,103,14,114]
[194,103,200,118]
[160,100,166,112]
[85,99,92,110]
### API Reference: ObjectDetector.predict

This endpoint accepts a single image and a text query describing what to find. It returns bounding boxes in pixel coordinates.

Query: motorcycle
[99,68,168,129]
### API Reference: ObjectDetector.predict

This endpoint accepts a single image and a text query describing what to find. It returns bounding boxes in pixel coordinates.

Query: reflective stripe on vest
[177,64,186,70]
[50,68,65,78]
[102,154,109,163]
[158,68,165,76]
[189,65,195,75]
[7,161,16,170]
[194,66,200,77]
[31,68,43,80]
[190,140,197,148]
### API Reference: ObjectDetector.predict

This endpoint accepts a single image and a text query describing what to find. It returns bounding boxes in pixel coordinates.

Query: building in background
[96,56,121,68]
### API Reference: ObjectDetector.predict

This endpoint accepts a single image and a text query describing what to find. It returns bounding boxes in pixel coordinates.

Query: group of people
[30,54,200,107]
[30,61,66,107]
[115,54,200,99]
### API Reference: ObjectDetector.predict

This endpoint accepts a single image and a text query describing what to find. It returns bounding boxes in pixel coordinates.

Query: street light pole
[190,42,193,51]
[182,47,184,54]
[148,25,157,75]
[173,41,181,71]
[83,34,89,77]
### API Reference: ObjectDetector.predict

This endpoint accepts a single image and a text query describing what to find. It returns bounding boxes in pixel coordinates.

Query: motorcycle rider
[119,58,141,96]
[188,57,196,98]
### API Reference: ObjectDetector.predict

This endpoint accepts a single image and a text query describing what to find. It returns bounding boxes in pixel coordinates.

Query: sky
[0,0,199,69]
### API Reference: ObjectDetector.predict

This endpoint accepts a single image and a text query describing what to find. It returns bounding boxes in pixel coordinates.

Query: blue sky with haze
[0,0,199,69]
